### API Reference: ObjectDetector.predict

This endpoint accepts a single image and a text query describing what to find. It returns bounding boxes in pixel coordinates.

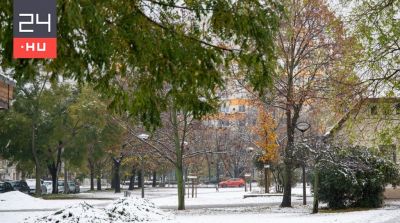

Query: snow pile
[0,191,44,210]
[24,202,111,223]
[0,191,34,201]
[24,196,173,223]
[107,196,173,222]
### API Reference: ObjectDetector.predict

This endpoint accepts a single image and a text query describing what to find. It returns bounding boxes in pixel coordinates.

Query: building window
[220,103,229,113]
[370,105,378,115]
[239,105,246,112]
[223,120,230,127]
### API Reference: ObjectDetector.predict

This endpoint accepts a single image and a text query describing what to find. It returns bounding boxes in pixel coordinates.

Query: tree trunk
[128,167,136,190]
[111,165,115,189]
[312,168,319,213]
[234,165,239,178]
[152,171,157,187]
[172,107,185,210]
[90,168,95,191]
[216,161,220,184]
[205,152,212,183]
[64,162,69,194]
[34,161,41,195]
[113,160,121,193]
[137,170,142,188]
[97,176,102,190]
[176,165,185,210]
[48,165,58,194]
[32,124,42,195]
[281,162,292,207]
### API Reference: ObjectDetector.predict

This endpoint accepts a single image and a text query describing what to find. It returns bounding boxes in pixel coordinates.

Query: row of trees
[1,0,284,210]
[0,79,125,194]
[0,0,398,212]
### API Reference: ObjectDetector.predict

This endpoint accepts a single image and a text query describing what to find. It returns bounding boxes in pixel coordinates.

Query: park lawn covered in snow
[1,189,400,223]
[71,186,312,209]
[174,203,400,223]
[3,203,400,223]
[0,191,110,211]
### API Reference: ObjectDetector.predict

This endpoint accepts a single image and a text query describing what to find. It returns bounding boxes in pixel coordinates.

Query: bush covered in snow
[317,146,400,209]
[24,196,173,223]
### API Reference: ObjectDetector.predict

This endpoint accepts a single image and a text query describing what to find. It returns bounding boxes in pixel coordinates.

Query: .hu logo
[13,0,57,59]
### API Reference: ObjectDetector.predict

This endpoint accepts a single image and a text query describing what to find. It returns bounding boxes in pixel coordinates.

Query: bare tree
[260,0,349,207]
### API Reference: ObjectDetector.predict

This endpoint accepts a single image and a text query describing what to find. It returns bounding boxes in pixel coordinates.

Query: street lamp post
[246,147,255,192]
[296,122,310,206]
[138,133,150,198]
[244,173,251,192]
[140,156,144,198]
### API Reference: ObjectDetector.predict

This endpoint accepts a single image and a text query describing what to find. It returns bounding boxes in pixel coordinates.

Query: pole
[192,179,194,198]
[7,84,10,109]
[195,180,197,198]
[264,168,269,193]
[245,179,247,192]
[301,131,306,205]
[250,174,252,192]
[141,156,144,198]
[302,164,306,205]
[312,167,319,213]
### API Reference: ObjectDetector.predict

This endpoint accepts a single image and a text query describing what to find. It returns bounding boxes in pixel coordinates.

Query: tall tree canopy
[0,0,284,129]
[348,0,399,92]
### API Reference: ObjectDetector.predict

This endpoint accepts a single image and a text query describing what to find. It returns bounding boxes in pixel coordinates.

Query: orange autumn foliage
[254,109,279,163]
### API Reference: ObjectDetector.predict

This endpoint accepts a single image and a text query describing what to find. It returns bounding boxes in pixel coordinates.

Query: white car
[25,179,36,192]
[26,179,47,194]
[42,181,53,194]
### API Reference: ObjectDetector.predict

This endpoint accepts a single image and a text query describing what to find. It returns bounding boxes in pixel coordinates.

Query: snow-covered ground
[1,186,400,223]
[0,191,110,211]
[174,203,400,223]
[71,185,312,209]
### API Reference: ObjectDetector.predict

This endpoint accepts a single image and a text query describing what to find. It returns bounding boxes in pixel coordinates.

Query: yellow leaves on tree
[254,109,279,163]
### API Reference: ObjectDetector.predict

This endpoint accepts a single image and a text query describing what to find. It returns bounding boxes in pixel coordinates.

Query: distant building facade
[0,158,21,180]
[204,78,258,130]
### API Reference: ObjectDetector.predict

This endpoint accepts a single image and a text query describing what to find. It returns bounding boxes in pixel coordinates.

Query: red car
[218,178,245,188]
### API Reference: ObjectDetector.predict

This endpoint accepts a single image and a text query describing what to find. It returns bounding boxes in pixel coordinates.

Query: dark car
[0,181,14,193]
[8,180,30,194]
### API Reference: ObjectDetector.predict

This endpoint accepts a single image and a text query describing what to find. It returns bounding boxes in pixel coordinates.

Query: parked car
[26,179,36,192]
[72,181,80,193]
[67,181,80,193]
[0,181,14,193]
[57,181,64,193]
[218,178,245,188]
[42,181,53,194]
[26,179,47,194]
[8,180,30,194]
